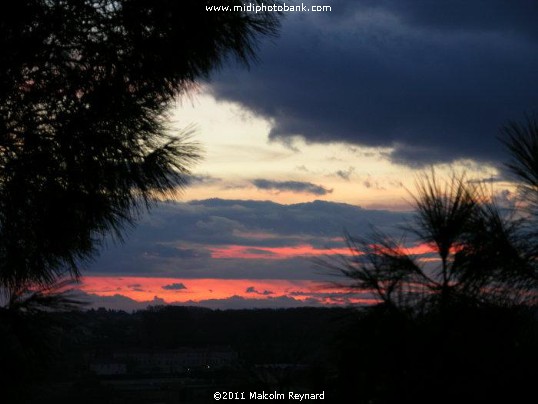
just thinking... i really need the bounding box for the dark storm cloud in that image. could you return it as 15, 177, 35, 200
252, 179, 332, 195
87, 199, 409, 279
363, 0, 538, 38
209, 0, 538, 166
162, 282, 188, 291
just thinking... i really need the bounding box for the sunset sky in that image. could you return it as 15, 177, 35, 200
79, 0, 538, 310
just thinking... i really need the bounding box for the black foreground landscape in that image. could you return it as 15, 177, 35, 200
2, 304, 538, 403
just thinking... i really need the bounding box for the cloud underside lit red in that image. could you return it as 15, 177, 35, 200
79, 277, 374, 306
79, 242, 438, 308
207, 242, 435, 260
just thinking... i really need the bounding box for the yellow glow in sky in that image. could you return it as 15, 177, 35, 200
169, 87, 509, 210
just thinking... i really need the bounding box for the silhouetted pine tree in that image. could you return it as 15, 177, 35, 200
328, 171, 535, 313
0, 0, 280, 293
0, 2, 280, 399
325, 119, 538, 403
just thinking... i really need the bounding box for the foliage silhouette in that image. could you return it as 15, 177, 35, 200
0, 0, 280, 293
501, 116, 538, 251
502, 116, 538, 209
0, 3, 281, 398
331, 302, 538, 404
328, 171, 536, 312
0, 281, 85, 401
325, 121, 538, 403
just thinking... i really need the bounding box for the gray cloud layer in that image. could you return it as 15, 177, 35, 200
209, 0, 538, 166
252, 179, 332, 195
86, 199, 409, 280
